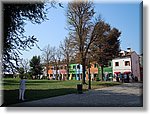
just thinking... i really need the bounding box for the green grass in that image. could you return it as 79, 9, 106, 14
1, 78, 121, 106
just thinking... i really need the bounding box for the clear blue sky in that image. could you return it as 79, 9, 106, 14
20, 0, 142, 60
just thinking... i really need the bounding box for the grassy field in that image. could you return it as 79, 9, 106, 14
1, 78, 121, 106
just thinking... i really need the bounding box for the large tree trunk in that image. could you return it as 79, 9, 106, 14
67, 64, 69, 80
101, 65, 104, 81
46, 64, 49, 78
82, 58, 86, 84
97, 64, 101, 81
66, 58, 70, 80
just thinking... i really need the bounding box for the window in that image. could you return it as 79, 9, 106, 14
125, 61, 130, 66
73, 65, 76, 69
115, 62, 119, 66
51, 67, 54, 70
77, 65, 80, 69
108, 62, 111, 66
64, 66, 67, 70
69, 66, 71, 69
60, 66, 63, 69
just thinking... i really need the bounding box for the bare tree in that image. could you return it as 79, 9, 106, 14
60, 36, 75, 79
20, 59, 30, 74
67, 1, 101, 84
51, 46, 62, 80
42, 44, 53, 77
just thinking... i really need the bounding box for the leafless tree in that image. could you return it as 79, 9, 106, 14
20, 58, 30, 74
60, 36, 75, 79
42, 44, 54, 77
67, 1, 99, 84
50, 46, 62, 80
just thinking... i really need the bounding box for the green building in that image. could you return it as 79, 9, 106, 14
98, 61, 113, 81
69, 64, 77, 80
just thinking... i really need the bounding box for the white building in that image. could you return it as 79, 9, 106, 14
112, 48, 140, 80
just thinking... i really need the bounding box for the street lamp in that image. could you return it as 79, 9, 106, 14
87, 54, 91, 90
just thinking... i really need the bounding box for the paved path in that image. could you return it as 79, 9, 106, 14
10, 83, 143, 107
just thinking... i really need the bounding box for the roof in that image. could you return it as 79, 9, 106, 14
113, 51, 137, 60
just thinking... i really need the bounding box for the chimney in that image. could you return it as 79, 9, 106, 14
127, 48, 131, 52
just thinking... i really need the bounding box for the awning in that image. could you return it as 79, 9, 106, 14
123, 71, 131, 74
114, 72, 120, 74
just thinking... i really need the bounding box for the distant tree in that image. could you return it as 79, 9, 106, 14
51, 47, 62, 80
20, 59, 30, 74
18, 67, 24, 74
30, 56, 43, 79
17, 67, 24, 78
42, 44, 53, 77
59, 36, 75, 79
91, 20, 121, 81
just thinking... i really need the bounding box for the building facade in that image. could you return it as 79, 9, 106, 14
86, 62, 113, 81
46, 48, 141, 82
69, 64, 82, 80
112, 49, 140, 81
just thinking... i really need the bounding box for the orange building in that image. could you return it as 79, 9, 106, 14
86, 62, 98, 80
48, 66, 54, 79
48, 64, 67, 80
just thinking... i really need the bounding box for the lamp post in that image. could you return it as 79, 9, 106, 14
88, 58, 91, 90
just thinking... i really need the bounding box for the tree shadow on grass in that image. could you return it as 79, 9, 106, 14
3, 80, 69, 86
3, 79, 65, 84
1, 88, 78, 107
2, 79, 19, 84
26, 80, 63, 84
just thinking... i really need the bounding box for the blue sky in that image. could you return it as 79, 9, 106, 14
20, 0, 142, 60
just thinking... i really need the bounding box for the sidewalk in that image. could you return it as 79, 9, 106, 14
10, 83, 143, 107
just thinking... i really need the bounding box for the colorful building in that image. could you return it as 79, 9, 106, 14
59, 64, 67, 80
48, 66, 54, 79
47, 62, 113, 81
99, 62, 113, 81
46, 48, 140, 82
86, 62, 113, 81
112, 48, 141, 81
48, 64, 67, 80
86, 62, 98, 80
69, 64, 82, 80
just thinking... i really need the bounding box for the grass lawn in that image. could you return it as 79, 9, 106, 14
1, 78, 121, 106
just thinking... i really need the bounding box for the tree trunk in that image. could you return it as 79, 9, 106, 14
82, 58, 86, 84
67, 63, 69, 80
101, 65, 104, 81
46, 69, 49, 79
46, 65, 49, 77
45, 64, 48, 77
97, 64, 101, 81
